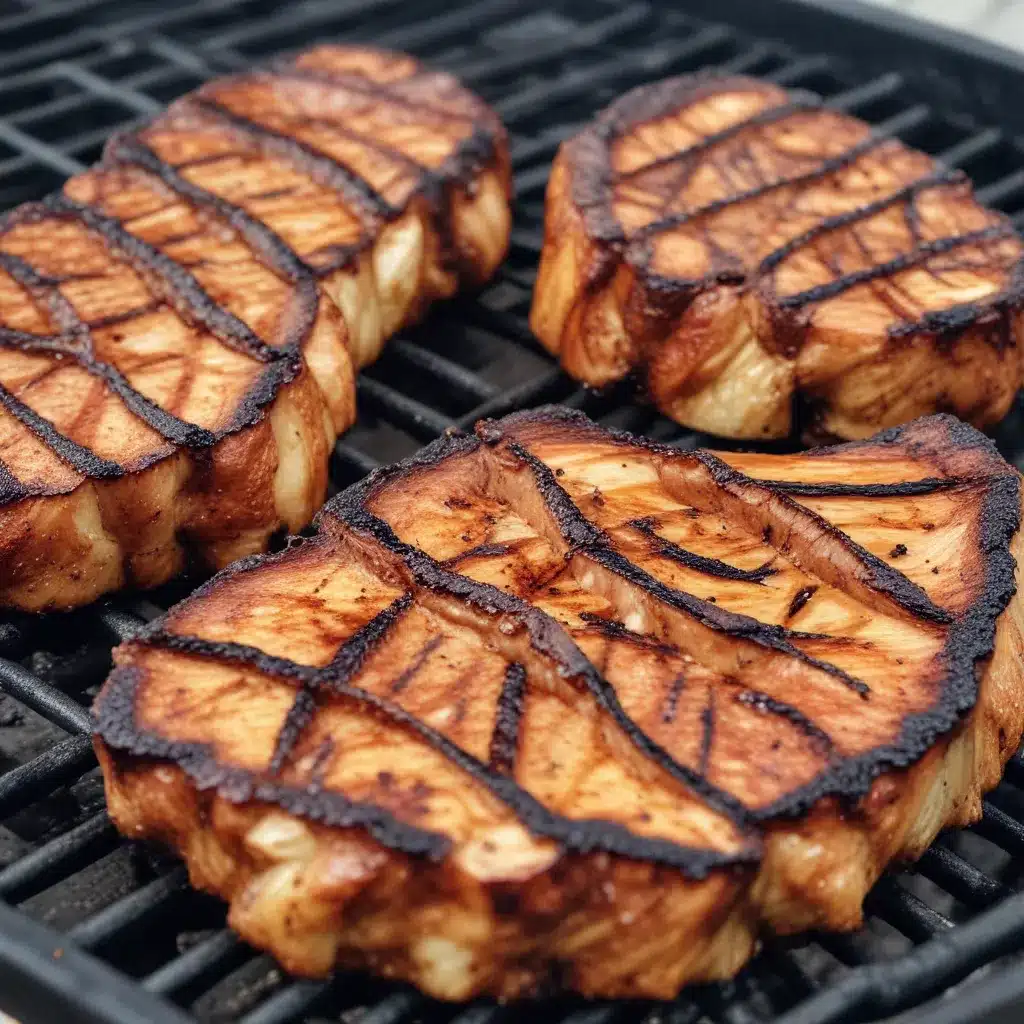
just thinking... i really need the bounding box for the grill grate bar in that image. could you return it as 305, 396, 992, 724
973, 798, 1024, 858
976, 168, 1024, 206
492, 24, 735, 123
369, 0, 529, 54
387, 339, 499, 402
0, 733, 96, 819
357, 990, 423, 1024
195, 0, 405, 55
0, 119, 83, 175
918, 844, 1008, 909
48, 60, 163, 116
868, 877, 953, 943
937, 126, 1004, 169
0, 813, 116, 903
826, 71, 903, 111
0, 658, 91, 734
773, 890, 1024, 1024
143, 930, 248, 997
332, 440, 383, 477
356, 377, 455, 439
237, 980, 329, 1024
67, 868, 190, 951
455, 4, 653, 87
454, 368, 575, 427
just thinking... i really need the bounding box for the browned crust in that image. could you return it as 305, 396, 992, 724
93, 408, 1024, 999
530, 73, 1024, 440
0, 45, 511, 610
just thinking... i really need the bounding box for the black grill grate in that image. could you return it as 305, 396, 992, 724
3, 1, 1024, 1022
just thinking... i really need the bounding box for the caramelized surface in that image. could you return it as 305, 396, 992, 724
94, 407, 1024, 999
0, 45, 510, 610
531, 75, 1024, 440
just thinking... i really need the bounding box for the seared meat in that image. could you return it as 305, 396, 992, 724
94, 407, 1024, 1001
530, 74, 1023, 440
0, 45, 510, 611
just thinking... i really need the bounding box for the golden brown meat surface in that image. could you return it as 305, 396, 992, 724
531, 74, 1024, 440
94, 407, 1024, 1000
0, 45, 510, 611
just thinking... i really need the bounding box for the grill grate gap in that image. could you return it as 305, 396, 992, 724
2, 1, 1024, 1023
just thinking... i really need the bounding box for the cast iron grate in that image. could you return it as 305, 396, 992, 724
3, 1, 1024, 1022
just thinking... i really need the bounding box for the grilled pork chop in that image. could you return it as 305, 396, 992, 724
94, 407, 1024, 1000
531, 75, 1024, 440
0, 45, 510, 611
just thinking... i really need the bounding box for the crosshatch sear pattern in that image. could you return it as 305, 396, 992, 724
531, 74, 1024, 443
93, 407, 1024, 1001
0, 43, 510, 612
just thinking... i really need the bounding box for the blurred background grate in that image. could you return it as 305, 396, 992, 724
3, 1, 1024, 1022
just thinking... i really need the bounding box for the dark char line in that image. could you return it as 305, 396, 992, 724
506, 439, 871, 697
736, 689, 833, 752
617, 95, 824, 182
191, 97, 397, 220
489, 662, 526, 776
778, 223, 1015, 308
757, 476, 968, 498
631, 516, 777, 584
635, 131, 892, 241
758, 168, 963, 272
133, 624, 749, 875
268, 593, 414, 774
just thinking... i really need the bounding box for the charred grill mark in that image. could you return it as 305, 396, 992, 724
312, 407, 1020, 833
0, 379, 123, 478
758, 169, 963, 272
269, 594, 419, 775
787, 586, 817, 620
298, 114, 430, 174
0, 131, 342, 464
631, 517, 777, 584
95, 664, 450, 859
698, 689, 715, 779
191, 97, 397, 221
331, 494, 756, 838
326, 592, 413, 683
445, 542, 514, 566
633, 132, 891, 242
577, 610, 679, 655
616, 95, 823, 182
489, 662, 526, 776
38, 194, 287, 365
505, 439, 871, 697
131, 626, 752, 873
308, 735, 335, 788
269, 687, 317, 775
85, 300, 163, 330
777, 224, 1016, 309
758, 476, 969, 497
0, 247, 219, 448
885, 256, 1024, 343
108, 135, 319, 302
735, 689, 833, 753
390, 636, 444, 694
0, 455, 27, 504
588, 543, 871, 696
274, 65, 478, 126
662, 669, 687, 724
691, 450, 952, 626
0, 325, 217, 450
